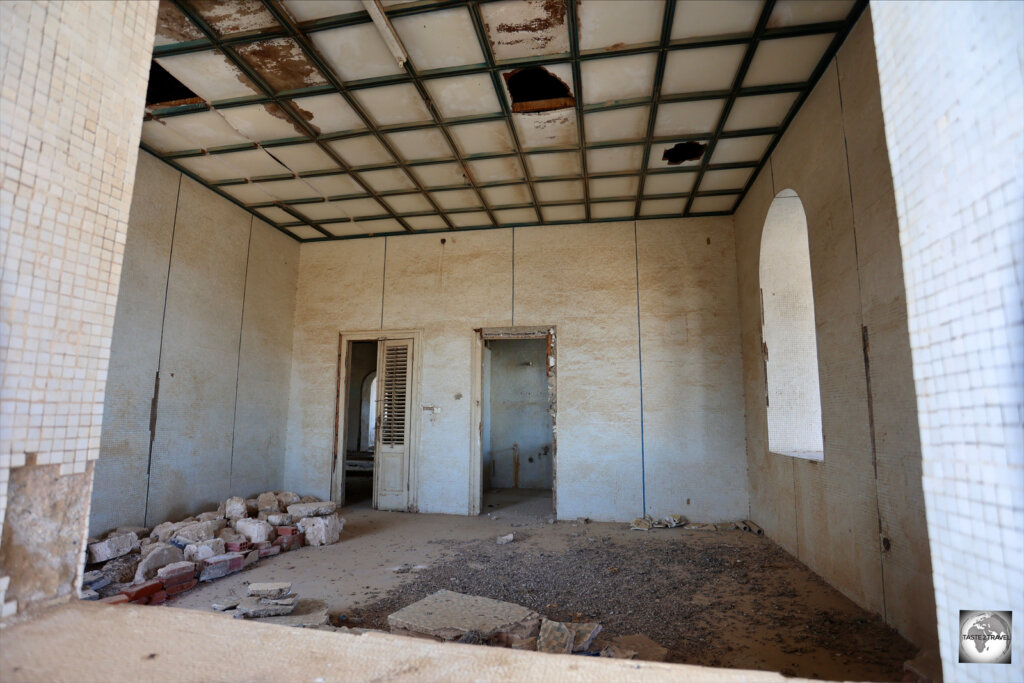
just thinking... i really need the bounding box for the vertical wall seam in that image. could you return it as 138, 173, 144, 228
836, 59, 888, 623
380, 237, 388, 329
511, 228, 515, 326
633, 221, 647, 517
228, 216, 255, 493
143, 172, 182, 527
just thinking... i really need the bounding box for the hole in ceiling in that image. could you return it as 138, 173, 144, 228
662, 142, 707, 165
146, 61, 201, 107
504, 67, 575, 113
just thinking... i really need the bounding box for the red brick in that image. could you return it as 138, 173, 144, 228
165, 579, 198, 596
121, 579, 163, 601
129, 596, 151, 605
276, 526, 298, 536
225, 541, 250, 553
98, 594, 129, 605
161, 573, 195, 589
258, 545, 281, 558
149, 590, 167, 605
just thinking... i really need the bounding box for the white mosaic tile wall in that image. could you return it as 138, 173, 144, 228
0, 0, 157, 615
871, 2, 1024, 679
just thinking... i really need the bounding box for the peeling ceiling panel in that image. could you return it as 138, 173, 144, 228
653, 99, 724, 137
724, 92, 799, 131
291, 93, 365, 134
216, 103, 305, 141
589, 175, 638, 198
690, 195, 738, 213
310, 23, 404, 81
744, 34, 836, 87
540, 204, 585, 222
266, 143, 337, 173
392, 8, 485, 70
302, 173, 364, 197
671, 0, 762, 40
480, 0, 570, 61
235, 38, 327, 92
155, 51, 261, 101
383, 193, 435, 214
535, 180, 584, 203
644, 172, 695, 195
360, 168, 417, 193
586, 145, 643, 174
282, 0, 366, 23
411, 163, 469, 188
585, 106, 650, 144
385, 128, 452, 161
155, 0, 205, 46
431, 189, 482, 210
451, 120, 515, 156
327, 135, 395, 167
662, 45, 746, 94
526, 151, 580, 178
353, 83, 433, 126
425, 74, 503, 119
641, 198, 685, 215
768, 0, 856, 28
494, 207, 539, 225
142, 0, 864, 239
514, 110, 578, 149
581, 53, 657, 105
579, 0, 664, 51
481, 183, 531, 207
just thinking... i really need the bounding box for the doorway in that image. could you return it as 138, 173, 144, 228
480, 334, 555, 517
342, 341, 377, 507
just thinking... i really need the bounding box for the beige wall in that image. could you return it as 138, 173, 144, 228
733, 11, 936, 650
91, 151, 299, 534
286, 218, 747, 522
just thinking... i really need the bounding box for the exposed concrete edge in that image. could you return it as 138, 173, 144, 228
0, 602, 808, 682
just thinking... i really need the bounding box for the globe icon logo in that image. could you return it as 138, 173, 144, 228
959, 610, 1012, 664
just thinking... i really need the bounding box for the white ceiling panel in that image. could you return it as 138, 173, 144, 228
451, 120, 516, 156
494, 207, 539, 225
587, 145, 643, 174
768, 1, 855, 28
393, 8, 485, 70
359, 168, 416, 192
449, 211, 493, 227
425, 74, 503, 119
257, 206, 300, 224
282, 0, 365, 23
352, 218, 405, 234
579, 1, 664, 51
327, 135, 395, 167
641, 198, 686, 215
581, 53, 657, 104
690, 195, 739, 212
288, 225, 327, 239
386, 128, 452, 161
384, 193, 435, 214
155, 51, 260, 102
710, 135, 773, 164
254, 178, 321, 201
291, 93, 365, 134
644, 172, 695, 195
431, 189, 481, 210
744, 34, 835, 87
482, 184, 531, 206
591, 201, 636, 218
589, 176, 638, 198
302, 173, 364, 197
700, 167, 753, 191
467, 156, 524, 183
141, 120, 200, 153
219, 182, 276, 204
526, 152, 581, 178
216, 104, 303, 142
353, 83, 433, 126
535, 180, 584, 203
405, 214, 448, 230
176, 154, 244, 182
152, 111, 250, 150
411, 163, 470, 188
268, 143, 338, 173
310, 23, 404, 82
724, 92, 799, 131
653, 99, 723, 137
514, 109, 578, 149
540, 204, 586, 222
585, 106, 650, 143
662, 44, 746, 94
671, 0, 762, 40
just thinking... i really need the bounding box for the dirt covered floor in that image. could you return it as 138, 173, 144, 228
171, 490, 915, 681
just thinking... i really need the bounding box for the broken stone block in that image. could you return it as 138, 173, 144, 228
267, 513, 293, 526
298, 514, 341, 546
82, 570, 110, 590
387, 590, 540, 642
243, 549, 259, 568
571, 623, 603, 652
153, 520, 194, 544
224, 496, 247, 520
256, 491, 280, 514
245, 499, 259, 516
110, 526, 149, 540
252, 598, 329, 628
275, 491, 301, 508
79, 588, 99, 600
233, 595, 297, 619
537, 619, 574, 654
98, 553, 141, 584
235, 518, 275, 544
196, 511, 223, 523
298, 496, 319, 504
274, 532, 304, 552
217, 527, 246, 543
184, 538, 226, 563
170, 521, 217, 547
287, 501, 337, 518
156, 561, 196, 584
211, 597, 240, 611
248, 582, 292, 598
88, 532, 138, 563
134, 543, 184, 583
497, 533, 514, 545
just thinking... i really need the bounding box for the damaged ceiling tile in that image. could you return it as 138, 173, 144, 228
152, 110, 251, 149
480, 0, 570, 61
155, 0, 206, 46
290, 93, 365, 135
265, 142, 338, 173
648, 141, 708, 168
141, 119, 201, 154
661, 141, 707, 165
310, 23, 405, 82
578, 0, 664, 52
392, 7, 485, 70
234, 38, 328, 92
155, 51, 261, 102
214, 147, 293, 179
188, 0, 279, 35
514, 109, 578, 150
216, 103, 308, 141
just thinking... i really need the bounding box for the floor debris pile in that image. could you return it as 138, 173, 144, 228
80, 491, 344, 605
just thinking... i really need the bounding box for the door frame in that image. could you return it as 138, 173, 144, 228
470, 326, 557, 517
334, 329, 422, 511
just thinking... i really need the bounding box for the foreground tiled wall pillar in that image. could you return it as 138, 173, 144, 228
0, 0, 157, 617
871, 2, 1023, 680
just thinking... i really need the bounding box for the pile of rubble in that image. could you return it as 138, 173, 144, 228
385, 590, 668, 661
80, 491, 344, 605
628, 514, 763, 534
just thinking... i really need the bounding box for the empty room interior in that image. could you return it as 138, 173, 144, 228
1, 1, 1021, 682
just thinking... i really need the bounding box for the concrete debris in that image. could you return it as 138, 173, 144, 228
537, 618, 574, 654
224, 497, 247, 520
156, 561, 196, 583
196, 511, 223, 523
287, 501, 337, 518
98, 553, 140, 584
234, 595, 298, 619
248, 582, 292, 598
199, 552, 245, 582
298, 514, 341, 546
184, 538, 226, 563
170, 520, 217, 547
275, 491, 302, 508
234, 518, 275, 544
256, 491, 280, 514
571, 622, 603, 652
629, 517, 653, 531
299, 496, 319, 504
665, 514, 687, 528
82, 570, 110, 590
79, 588, 100, 600
218, 528, 246, 544
497, 533, 515, 545
388, 590, 540, 642
266, 513, 293, 526
211, 597, 240, 611
134, 543, 184, 583
253, 599, 329, 628
88, 532, 138, 563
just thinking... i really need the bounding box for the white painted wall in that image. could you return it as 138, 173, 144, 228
286, 218, 747, 523
91, 151, 299, 534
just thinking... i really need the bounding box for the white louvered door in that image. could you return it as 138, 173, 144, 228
374, 338, 412, 511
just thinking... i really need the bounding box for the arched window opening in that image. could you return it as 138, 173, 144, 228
759, 189, 824, 460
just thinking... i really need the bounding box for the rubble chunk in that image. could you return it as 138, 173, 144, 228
157, 561, 197, 583
170, 520, 216, 547
121, 579, 163, 601
248, 582, 292, 599
98, 553, 141, 584
235, 518, 275, 544
287, 501, 337, 518
110, 526, 149, 539
211, 597, 240, 611
571, 622, 603, 652
298, 514, 341, 546
134, 543, 184, 583
275, 491, 301, 508
537, 618, 574, 654
184, 538, 226, 563
267, 513, 293, 526
88, 532, 138, 563
256, 491, 280, 514
196, 511, 224, 523
234, 595, 297, 619
245, 499, 259, 517
224, 496, 247, 520
387, 590, 540, 642
199, 552, 245, 582
497, 533, 514, 545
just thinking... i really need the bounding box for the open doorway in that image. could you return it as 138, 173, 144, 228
481, 335, 555, 518
343, 340, 377, 507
